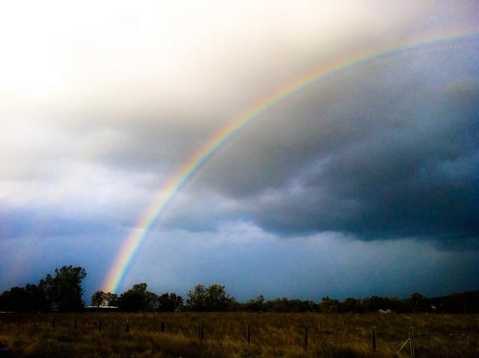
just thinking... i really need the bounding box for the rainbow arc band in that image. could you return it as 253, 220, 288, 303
102, 31, 478, 293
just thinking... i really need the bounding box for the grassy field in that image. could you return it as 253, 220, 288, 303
0, 312, 478, 357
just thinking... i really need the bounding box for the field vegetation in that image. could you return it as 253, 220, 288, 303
1, 312, 478, 357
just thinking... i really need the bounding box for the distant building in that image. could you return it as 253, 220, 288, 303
378, 308, 392, 314
85, 305, 119, 312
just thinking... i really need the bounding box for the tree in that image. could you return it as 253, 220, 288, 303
186, 284, 208, 311
91, 291, 105, 307
91, 291, 118, 307
117, 283, 157, 311
157, 293, 183, 312
340, 298, 360, 313
0, 285, 46, 312
206, 284, 235, 311
105, 292, 119, 306
0, 266, 86, 312
409, 292, 428, 312
38, 266, 86, 311
245, 295, 266, 312
320, 296, 339, 313
186, 284, 235, 311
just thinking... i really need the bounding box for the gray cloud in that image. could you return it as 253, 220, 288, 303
1, 1, 479, 297
4, 36, 477, 249
169, 38, 479, 245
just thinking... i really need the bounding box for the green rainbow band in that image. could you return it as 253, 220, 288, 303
102, 30, 479, 293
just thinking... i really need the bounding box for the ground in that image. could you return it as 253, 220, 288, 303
0, 313, 478, 357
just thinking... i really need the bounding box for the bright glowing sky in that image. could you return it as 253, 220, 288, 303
1, 1, 479, 299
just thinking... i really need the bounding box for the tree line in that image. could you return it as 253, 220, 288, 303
0, 266, 86, 312
1, 266, 478, 313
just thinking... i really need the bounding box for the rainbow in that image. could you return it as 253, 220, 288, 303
102, 30, 479, 293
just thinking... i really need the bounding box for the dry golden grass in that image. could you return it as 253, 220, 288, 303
0, 313, 478, 357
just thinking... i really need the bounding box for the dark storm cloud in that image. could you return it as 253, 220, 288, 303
182, 38, 479, 245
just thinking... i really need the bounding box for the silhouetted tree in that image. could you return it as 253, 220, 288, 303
157, 293, 183, 312
408, 292, 429, 312
38, 266, 87, 311
2, 268, 479, 314
117, 283, 157, 311
262, 298, 317, 312
91, 291, 118, 307
340, 298, 361, 313
186, 284, 235, 311
91, 291, 105, 307
0, 284, 47, 312
0, 266, 86, 312
320, 296, 339, 313
106, 292, 119, 306
244, 295, 266, 311
186, 284, 207, 311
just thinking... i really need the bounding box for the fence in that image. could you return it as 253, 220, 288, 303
0, 313, 477, 357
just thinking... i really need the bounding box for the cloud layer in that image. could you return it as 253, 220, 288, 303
1, 1, 479, 295
162, 39, 479, 246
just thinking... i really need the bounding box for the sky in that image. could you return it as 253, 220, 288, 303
1, 0, 479, 301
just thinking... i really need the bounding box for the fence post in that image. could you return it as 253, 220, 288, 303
409, 327, 415, 358
74, 319, 78, 330
303, 326, 309, 351
247, 324, 251, 345
198, 323, 205, 341
371, 326, 377, 352
125, 320, 130, 333
160, 321, 166, 333
98, 320, 102, 332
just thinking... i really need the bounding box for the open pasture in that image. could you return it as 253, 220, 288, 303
0, 313, 478, 357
